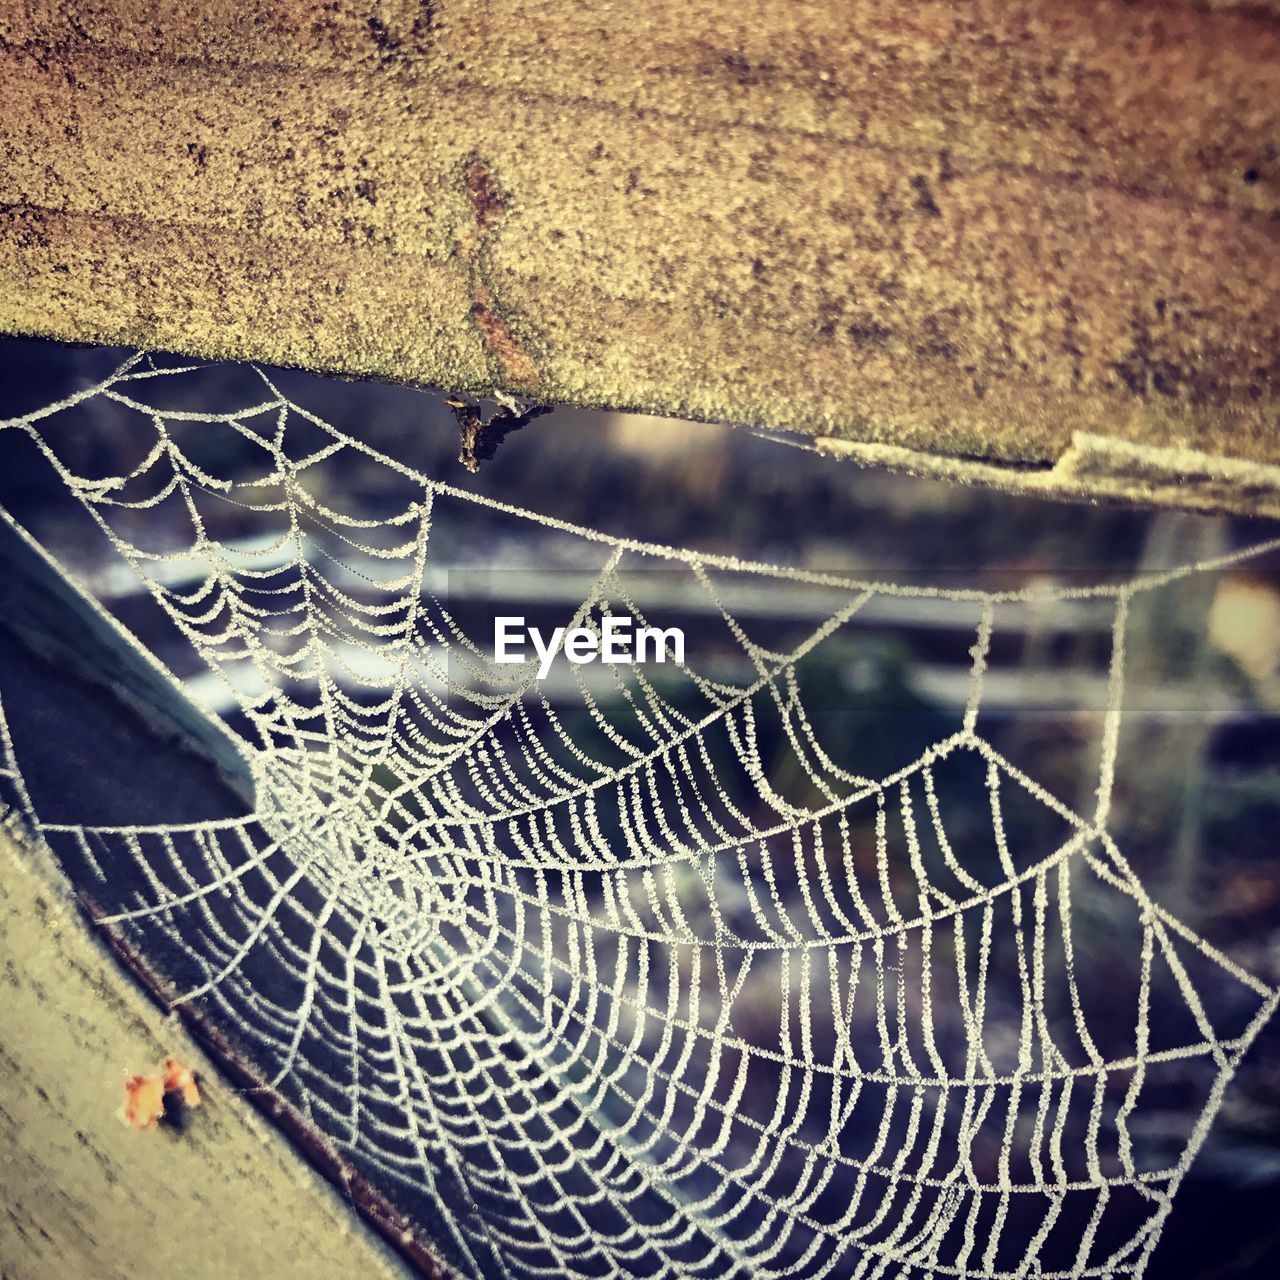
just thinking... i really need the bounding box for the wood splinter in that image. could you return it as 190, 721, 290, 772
446, 393, 551, 473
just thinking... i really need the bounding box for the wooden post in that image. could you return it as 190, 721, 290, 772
0, 2, 1278, 512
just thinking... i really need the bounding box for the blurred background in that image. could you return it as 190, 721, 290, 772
1, 333, 1279, 1278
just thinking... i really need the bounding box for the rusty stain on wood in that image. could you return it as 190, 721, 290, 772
456, 155, 540, 388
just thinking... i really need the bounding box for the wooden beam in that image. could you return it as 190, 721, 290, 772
0, 2, 1278, 511
0, 819, 415, 1280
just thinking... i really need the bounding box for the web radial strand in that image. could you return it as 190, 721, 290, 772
0, 354, 1276, 1280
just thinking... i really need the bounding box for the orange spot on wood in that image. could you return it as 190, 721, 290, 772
472, 282, 540, 390
121, 1073, 166, 1129
465, 160, 508, 233
456, 158, 540, 390
120, 1055, 201, 1129
163, 1056, 201, 1109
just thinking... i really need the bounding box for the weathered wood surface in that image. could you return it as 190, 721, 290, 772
0, 822, 410, 1280
0, 2, 1278, 511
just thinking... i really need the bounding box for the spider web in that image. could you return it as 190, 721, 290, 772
1, 352, 1277, 1280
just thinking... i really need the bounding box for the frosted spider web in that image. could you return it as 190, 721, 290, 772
1, 351, 1278, 1280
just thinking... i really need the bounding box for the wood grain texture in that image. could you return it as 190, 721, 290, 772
0, 821, 410, 1280
0, 1, 1278, 508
